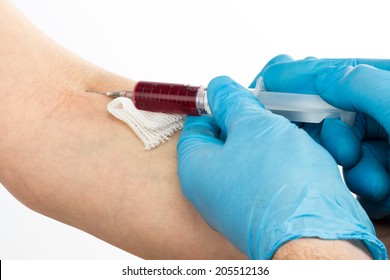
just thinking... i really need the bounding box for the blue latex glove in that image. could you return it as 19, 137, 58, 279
177, 75, 387, 259
261, 56, 390, 220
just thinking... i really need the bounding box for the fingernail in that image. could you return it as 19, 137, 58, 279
315, 65, 351, 93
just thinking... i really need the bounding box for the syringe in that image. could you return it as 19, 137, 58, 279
95, 77, 356, 125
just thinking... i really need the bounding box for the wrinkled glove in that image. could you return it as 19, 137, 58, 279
261, 56, 390, 220
177, 75, 387, 259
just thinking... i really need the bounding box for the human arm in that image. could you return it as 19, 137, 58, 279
0, 0, 245, 259
177, 75, 387, 259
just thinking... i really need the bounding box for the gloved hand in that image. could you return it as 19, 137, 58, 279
261, 56, 390, 220
177, 75, 387, 259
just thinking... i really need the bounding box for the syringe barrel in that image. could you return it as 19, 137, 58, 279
132, 81, 207, 115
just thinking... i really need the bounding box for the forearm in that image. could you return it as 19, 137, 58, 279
0, 0, 244, 259
273, 238, 372, 260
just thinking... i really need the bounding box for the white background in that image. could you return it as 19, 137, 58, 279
1, 0, 390, 259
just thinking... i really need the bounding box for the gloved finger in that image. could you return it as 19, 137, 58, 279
177, 116, 222, 193
354, 58, 390, 70
177, 116, 223, 165
320, 112, 388, 169
350, 111, 388, 140
177, 115, 222, 163
320, 118, 361, 168
358, 195, 390, 220
207, 76, 272, 135
262, 58, 390, 93
316, 65, 390, 133
249, 54, 294, 88
262, 59, 347, 93
343, 140, 390, 201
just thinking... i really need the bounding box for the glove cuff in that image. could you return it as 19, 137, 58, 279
248, 182, 388, 260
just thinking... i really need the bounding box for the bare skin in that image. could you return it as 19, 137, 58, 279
273, 239, 372, 260
0, 0, 244, 259
0, 0, 385, 259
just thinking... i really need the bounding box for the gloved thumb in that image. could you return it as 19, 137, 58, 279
207, 76, 272, 134
315, 65, 390, 133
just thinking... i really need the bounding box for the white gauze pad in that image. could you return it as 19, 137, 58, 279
107, 97, 185, 150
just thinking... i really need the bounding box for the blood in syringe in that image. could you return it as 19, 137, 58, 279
132, 81, 201, 115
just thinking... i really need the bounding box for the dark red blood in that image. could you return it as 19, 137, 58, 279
133, 81, 200, 115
